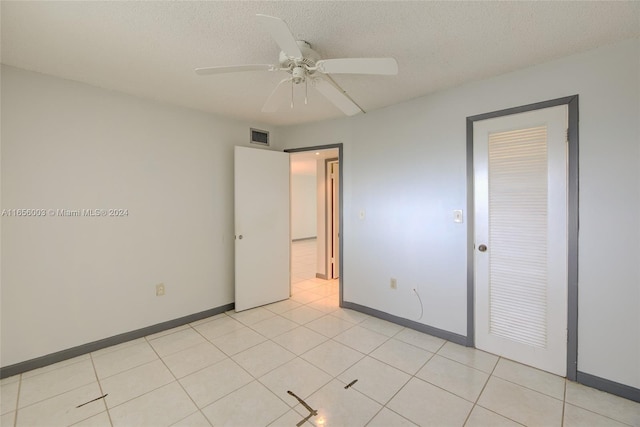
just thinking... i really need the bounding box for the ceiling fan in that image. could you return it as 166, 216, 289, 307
195, 14, 398, 116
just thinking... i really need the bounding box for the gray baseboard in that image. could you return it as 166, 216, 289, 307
341, 303, 639, 403
576, 371, 640, 403
0, 303, 234, 379
341, 301, 467, 346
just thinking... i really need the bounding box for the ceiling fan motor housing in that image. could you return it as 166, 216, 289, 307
279, 40, 321, 77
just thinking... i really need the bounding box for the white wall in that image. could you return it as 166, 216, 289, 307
0, 66, 279, 366
281, 38, 640, 389
291, 171, 317, 240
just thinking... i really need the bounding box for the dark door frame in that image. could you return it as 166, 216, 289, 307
466, 95, 579, 381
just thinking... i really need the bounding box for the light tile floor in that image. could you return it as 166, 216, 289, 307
1, 240, 638, 426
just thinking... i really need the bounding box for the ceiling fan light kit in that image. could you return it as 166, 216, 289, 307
195, 14, 398, 116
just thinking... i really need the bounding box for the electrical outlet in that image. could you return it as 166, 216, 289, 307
390, 278, 397, 290
156, 283, 165, 296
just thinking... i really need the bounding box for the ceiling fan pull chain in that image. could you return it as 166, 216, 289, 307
305, 77, 308, 105
291, 79, 294, 109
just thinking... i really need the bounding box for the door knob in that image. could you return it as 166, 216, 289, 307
478, 244, 487, 252
237, 235, 243, 240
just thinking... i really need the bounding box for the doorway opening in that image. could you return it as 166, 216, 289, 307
287, 144, 343, 306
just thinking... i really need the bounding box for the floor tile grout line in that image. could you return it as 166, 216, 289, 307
370, 406, 418, 427
10, 374, 22, 427
489, 373, 567, 403
93, 353, 161, 382
428, 351, 493, 376
17, 355, 90, 381
382, 346, 521, 423
433, 350, 497, 375
88, 352, 114, 427
145, 336, 214, 427
375, 343, 438, 411
193, 352, 292, 422
14, 377, 97, 413
562, 401, 637, 427
90, 338, 148, 359
95, 339, 183, 411
462, 353, 500, 426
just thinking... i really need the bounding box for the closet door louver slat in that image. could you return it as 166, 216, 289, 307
488, 126, 548, 349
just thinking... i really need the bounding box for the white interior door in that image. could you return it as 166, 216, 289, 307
234, 146, 290, 312
474, 105, 568, 376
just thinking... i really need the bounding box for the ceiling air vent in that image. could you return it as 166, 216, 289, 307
250, 128, 269, 147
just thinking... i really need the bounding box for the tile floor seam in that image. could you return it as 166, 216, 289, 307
327, 338, 367, 375
342, 355, 415, 408
195, 357, 264, 409
362, 332, 393, 355
277, 327, 331, 355
93, 353, 162, 383
88, 352, 114, 427
190, 333, 232, 357
462, 353, 500, 426
429, 352, 491, 376
562, 402, 636, 427
148, 340, 206, 418
93, 357, 161, 382
259, 379, 303, 413
367, 406, 416, 427
100, 380, 178, 413
96, 339, 180, 415
433, 350, 497, 373
171, 409, 212, 427
472, 405, 528, 427
17, 377, 97, 412
341, 350, 422, 390
191, 322, 263, 358
9, 375, 22, 427
491, 373, 566, 402
359, 322, 404, 339
19, 357, 88, 381
273, 357, 333, 399
146, 325, 191, 342
146, 325, 209, 358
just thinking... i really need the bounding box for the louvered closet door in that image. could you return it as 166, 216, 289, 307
474, 105, 568, 376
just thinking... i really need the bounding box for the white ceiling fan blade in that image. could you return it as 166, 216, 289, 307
195, 64, 275, 75
316, 58, 398, 75
256, 14, 303, 59
262, 78, 292, 113
313, 78, 362, 116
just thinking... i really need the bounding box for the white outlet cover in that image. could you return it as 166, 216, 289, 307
359, 210, 366, 220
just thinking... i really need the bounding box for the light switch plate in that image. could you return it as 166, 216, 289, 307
453, 210, 463, 223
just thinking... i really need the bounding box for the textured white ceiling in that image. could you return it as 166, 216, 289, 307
2, 1, 638, 126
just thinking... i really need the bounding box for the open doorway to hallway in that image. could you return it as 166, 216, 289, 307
289, 148, 340, 295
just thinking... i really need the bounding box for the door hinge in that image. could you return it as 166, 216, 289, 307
566, 128, 569, 143
331, 257, 335, 264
